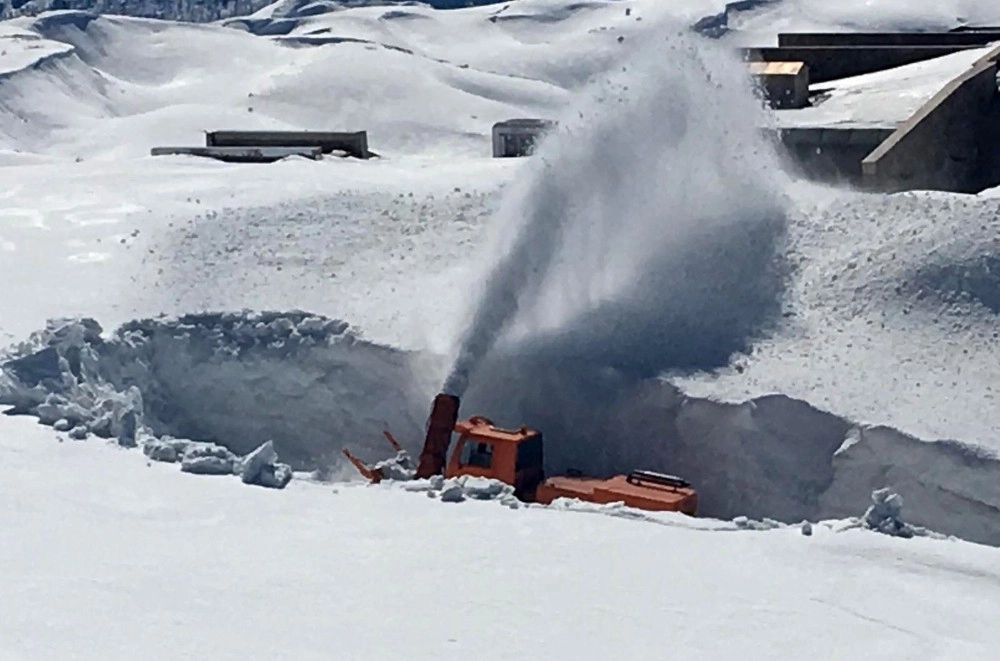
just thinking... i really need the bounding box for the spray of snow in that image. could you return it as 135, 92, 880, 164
442, 20, 789, 397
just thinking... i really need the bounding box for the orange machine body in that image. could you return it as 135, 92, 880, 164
443, 414, 697, 515
342, 393, 697, 515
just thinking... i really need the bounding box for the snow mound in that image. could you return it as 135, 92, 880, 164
379, 471, 956, 544
677, 189, 1000, 451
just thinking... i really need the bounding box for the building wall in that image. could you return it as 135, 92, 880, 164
862, 51, 1000, 193
766, 128, 894, 186
777, 32, 1000, 47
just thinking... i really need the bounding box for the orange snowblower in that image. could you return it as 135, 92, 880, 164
342, 393, 698, 515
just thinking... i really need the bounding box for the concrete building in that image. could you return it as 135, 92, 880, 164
205, 130, 371, 159
492, 119, 557, 157
747, 31, 1000, 193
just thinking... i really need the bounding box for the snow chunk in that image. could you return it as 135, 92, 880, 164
142, 436, 192, 463
863, 488, 916, 538
180, 443, 238, 476
439, 484, 466, 503
373, 449, 416, 481
239, 440, 294, 490
834, 427, 862, 457
732, 515, 784, 531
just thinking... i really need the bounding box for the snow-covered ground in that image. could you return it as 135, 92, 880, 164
3, 0, 1000, 656
3, 414, 1000, 661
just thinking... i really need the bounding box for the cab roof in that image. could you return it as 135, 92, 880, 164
454, 416, 540, 444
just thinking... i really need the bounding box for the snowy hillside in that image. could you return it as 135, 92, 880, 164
2, 1, 1000, 656
0, 0, 509, 22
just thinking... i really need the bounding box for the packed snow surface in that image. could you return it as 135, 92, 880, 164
3, 415, 1000, 661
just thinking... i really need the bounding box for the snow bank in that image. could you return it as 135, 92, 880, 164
4, 311, 1000, 546
676, 188, 1000, 452
0, 312, 431, 473
379, 470, 954, 544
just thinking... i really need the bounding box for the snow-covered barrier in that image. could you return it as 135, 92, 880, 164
4, 311, 1000, 545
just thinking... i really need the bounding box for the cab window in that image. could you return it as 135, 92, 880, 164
460, 441, 494, 469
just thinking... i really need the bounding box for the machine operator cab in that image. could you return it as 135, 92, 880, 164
444, 416, 545, 499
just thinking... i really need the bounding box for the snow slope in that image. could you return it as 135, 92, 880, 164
2, 415, 999, 661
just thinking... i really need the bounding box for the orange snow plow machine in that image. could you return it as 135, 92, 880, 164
341, 393, 698, 515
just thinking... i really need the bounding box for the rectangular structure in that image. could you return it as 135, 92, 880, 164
741, 45, 982, 83
766, 127, 895, 185
778, 31, 1000, 47
861, 46, 1000, 193
491, 118, 557, 157
748, 61, 809, 108
204, 130, 370, 159
150, 146, 323, 163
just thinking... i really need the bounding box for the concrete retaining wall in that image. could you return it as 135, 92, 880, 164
205, 130, 370, 159
778, 32, 1000, 47
151, 146, 323, 163
861, 46, 1000, 193
741, 45, 981, 83
768, 128, 895, 185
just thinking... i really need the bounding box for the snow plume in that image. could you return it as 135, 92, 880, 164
442, 20, 790, 398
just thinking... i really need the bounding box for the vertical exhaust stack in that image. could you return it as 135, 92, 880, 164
415, 393, 461, 479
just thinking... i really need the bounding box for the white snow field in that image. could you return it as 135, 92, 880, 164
3, 0, 1000, 656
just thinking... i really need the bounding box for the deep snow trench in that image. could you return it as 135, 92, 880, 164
3, 312, 1000, 547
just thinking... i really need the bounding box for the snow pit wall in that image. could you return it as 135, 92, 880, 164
0, 313, 431, 470
4, 312, 1000, 547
